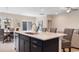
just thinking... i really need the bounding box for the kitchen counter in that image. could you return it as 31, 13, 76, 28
14, 31, 66, 52
15, 31, 66, 41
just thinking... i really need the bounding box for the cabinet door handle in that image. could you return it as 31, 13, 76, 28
32, 41, 37, 44
32, 44, 37, 48
25, 40, 28, 41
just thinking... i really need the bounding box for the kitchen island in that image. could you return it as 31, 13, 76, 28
14, 31, 66, 52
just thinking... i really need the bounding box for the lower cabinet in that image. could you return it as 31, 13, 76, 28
19, 34, 30, 52
19, 38, 24, 52
43, 38, 59, 52
30, 37, 59, 52
16, 33, 59, 52
31, 43, 42, 52
30, 38, 43, 52
24, 39, 30, 52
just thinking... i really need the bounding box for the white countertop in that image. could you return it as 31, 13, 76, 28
15, 31, 66, 41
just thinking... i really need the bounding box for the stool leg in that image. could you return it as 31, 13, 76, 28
63, 48, 65, 52
69, 48, 71, 52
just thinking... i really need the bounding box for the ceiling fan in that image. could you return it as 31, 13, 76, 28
65, 7, 79, 13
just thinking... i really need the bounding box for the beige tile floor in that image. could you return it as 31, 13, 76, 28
0, 41, 79, 52
0, 41, 15, 52
62, 48, 79, 52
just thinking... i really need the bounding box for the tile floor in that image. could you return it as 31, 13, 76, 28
0, 41, 15, 52
0, 41, 79, 52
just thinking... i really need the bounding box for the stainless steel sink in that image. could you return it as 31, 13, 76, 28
25, 32, 38, 35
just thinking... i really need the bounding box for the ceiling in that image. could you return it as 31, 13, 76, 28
0, 7, 78, 16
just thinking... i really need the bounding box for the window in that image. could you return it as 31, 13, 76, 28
22, 21, 32, 31
27, 22, 32, 31
22, 22, 27, 31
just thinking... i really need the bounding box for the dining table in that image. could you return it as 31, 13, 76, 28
3, 31, 13, 42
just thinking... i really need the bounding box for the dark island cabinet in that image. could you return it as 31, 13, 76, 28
30, 37, 59, 52
15, 33, 59, 52
19, 34, 30, 52
31, 38, 43, 52
19, 37, 24, 52
24, 38, 30, 52
43, 38, 59, 52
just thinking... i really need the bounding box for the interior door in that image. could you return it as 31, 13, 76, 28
47, 20, 52, 31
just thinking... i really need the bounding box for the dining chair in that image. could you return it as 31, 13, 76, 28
4, 32, 10, 43
62, 28, 74, 52
50, 28, 57, 33
9, 32, 14, 41
9, 28, 14, 41
0, 29, 4, 41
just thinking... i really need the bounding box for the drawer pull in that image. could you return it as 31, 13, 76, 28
32, 45, 37, 48
32, 41, 37, 44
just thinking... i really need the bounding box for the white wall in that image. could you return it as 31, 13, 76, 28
0, 12, 36, 31
53, 11, 79, 32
